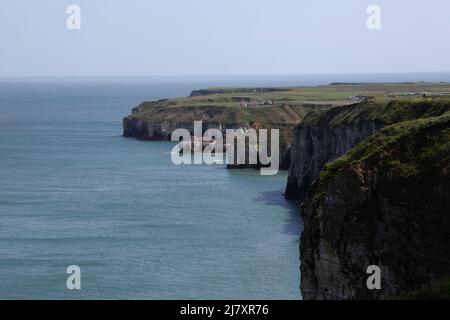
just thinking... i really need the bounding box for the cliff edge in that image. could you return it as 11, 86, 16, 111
122, 88, 342, 169
299, 102, 450, 299
285, 99, 450, 200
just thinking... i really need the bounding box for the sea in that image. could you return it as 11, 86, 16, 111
0, 73, 448, 299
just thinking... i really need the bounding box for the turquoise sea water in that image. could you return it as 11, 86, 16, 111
0, 77, 304, 299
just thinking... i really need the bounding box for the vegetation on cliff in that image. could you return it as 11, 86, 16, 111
127, 82, 450, 126
301, 97, 450, 127
310, 100, 450, 208
300, 98, 450, 299
285, 95, 450, 200
124, 83, 450, 173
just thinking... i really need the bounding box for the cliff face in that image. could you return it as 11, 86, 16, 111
123, 117, 226, 141
123, 116, 293, 169
285, 119, 384, 200
123, 102, 238, 140
299, 108, 450, 299
123, 98, 323, 170
285, 99, 450, 200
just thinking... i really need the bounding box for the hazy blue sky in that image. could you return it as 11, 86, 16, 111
1, 0, 449, 76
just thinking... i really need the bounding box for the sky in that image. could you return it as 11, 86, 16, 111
0, 0, 449, 77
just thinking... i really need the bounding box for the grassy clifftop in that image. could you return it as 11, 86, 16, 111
300, 98, 450, 299
259, 86, 450, 299
310, 102, 450, 206
301, 98, 450, 127
129, 102, 312, 125
128, 82, 450, 126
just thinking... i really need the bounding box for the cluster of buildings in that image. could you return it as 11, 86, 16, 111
347, 92, 430, 101
239, 99, 276, 107
347, 95, 373, 101
386, 92, 428, 97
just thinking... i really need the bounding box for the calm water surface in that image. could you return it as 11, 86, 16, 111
0, 77, 303, 299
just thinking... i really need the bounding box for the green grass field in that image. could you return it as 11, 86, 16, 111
156, 82, 450, 109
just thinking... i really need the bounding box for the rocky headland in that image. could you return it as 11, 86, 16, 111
286, 98, 450, 299
123, 87, 344, 169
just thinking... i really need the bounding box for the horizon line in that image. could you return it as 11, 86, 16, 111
1, 71, 450, 79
